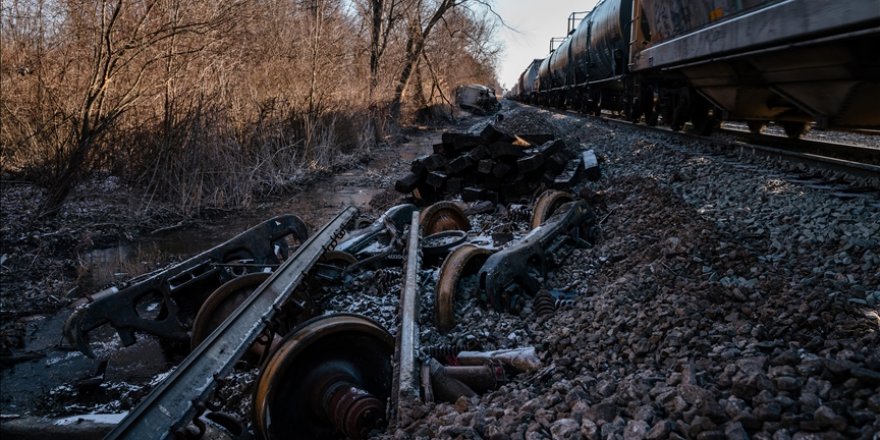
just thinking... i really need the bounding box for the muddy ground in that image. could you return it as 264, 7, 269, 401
1, 102, 879, 439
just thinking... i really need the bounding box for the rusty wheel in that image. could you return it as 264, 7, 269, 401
435, 244, 493, 332
253, 314, 394, 440
530, 190, 574, 229
190, 272, 272, 358
419, 201, 470, 235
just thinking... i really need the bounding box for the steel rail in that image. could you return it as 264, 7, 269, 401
105, 207, 358, 440
716, 128, 880, 166
390, 211, 421, 427
624, 117, 880, 180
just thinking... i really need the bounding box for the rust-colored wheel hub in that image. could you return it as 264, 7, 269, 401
253, 314, 394, 440
420, 201, 470, 235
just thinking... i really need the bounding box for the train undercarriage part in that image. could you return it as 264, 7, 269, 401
419, 201, 470, 235
479, 191, 596, 314
335, 204, 415, 256
64, 215, 309, 357
104, 207, 357, 440
422, 346, 542, 403
434, 191, 597, 330
333, 204, 415, 273
424, 358, 506, 402
253, 314, 394, 440
435, 244, 494, 332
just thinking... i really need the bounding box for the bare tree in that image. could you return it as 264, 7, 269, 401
366, 0, 405, 97
388, 0, 498, 118
1, 0, 500, 217
34, 0, 236, 216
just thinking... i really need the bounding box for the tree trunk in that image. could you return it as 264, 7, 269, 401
390, 0, 458, 120
41, 134, 92, 217
369, 0, 383, 97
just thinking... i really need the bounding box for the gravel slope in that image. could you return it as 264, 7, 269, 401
395, 103, 880, 440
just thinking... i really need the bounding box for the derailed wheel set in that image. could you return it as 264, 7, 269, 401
63, 187, 598, 439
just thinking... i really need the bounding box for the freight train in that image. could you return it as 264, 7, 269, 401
506, 0, 880, 137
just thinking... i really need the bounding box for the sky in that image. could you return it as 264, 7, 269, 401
492, 0, 600, 90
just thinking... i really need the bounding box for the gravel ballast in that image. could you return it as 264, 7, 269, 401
391, 103, 879, 440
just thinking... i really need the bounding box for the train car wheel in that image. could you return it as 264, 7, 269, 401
645, 106, 659, 126
689, 101, 719, 135
530, 190, 574, 229
190, 272, 273, 358
420, 201, 470, 235
642, 87, 658, 126
253, 314, 394, 440
435, 244, 493, 332
783, 122, 809, 139
747, 121, 766, 135
667, 87, 694, 131
625, 99, 642, 123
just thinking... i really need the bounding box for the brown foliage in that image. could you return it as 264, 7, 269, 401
0, 0, 499, 215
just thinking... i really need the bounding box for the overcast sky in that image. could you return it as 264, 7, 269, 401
492, 0, 600, 90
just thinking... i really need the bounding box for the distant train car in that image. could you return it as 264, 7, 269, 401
516, 59, 543, 103
533, 0, 633, 112
513, 0, 880, 136
506, 83, 521, 100
536, 57, 553, 101
455, 84, 500, 114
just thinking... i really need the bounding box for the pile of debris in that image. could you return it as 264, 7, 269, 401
395, 124, 600, 203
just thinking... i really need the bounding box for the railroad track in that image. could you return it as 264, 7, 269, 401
519, 103, 880, 183
716, 127, 880, 175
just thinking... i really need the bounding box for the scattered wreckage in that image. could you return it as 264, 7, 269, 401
454, 84, 501, 115
395, 124, 601, 204
55, 155, 602, 439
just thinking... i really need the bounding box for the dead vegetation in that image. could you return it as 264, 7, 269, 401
0, 0, 501, 216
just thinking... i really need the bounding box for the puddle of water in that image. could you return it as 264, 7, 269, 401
0, 306, 171, 415
80, 186, 387, 289
82, 241, 203, 289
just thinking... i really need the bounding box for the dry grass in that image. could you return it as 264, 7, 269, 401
0, 0, 499, 215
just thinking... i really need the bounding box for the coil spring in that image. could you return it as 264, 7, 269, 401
506, 205, 531, 223
533, 291, 556, 317
426, 344, 469, 363
374, 268, 403, 292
